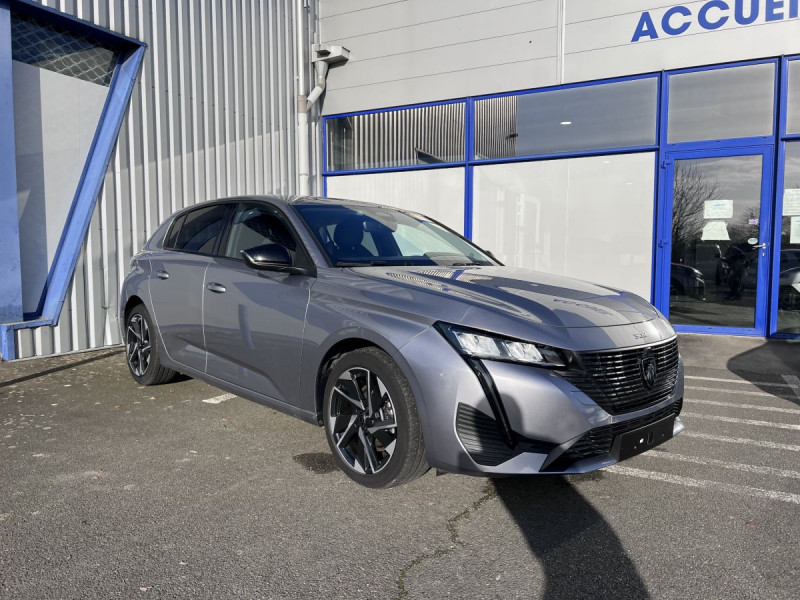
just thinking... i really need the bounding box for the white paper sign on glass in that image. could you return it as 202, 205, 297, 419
783, 188, 800, 216
791, 216, 800, 244
701, 220, 731, 241
703, 199, 734, 219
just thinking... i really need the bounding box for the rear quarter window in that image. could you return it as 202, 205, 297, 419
165, 205, 229, 254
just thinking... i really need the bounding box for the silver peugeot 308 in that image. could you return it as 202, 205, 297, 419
120, 196, 684, 488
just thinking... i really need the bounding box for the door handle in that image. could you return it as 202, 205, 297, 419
156, 270, 170, 280
752, 243, 767, 250
206, 282, 227, 293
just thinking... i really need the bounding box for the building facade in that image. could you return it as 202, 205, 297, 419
320, 0, 800, 339
2, 0, 799, 361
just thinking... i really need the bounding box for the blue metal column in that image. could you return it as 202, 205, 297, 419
0, 0, 22, 359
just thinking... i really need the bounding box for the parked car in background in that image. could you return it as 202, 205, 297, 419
120, 196, 684, 487
671, 263, 706, 300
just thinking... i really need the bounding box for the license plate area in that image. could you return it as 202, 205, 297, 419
613, 415, 675, 461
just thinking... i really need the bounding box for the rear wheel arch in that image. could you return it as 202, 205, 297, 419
124, 295, 145, 321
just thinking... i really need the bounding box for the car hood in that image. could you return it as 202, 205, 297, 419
350, 266, 659, 328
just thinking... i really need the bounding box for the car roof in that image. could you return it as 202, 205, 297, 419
170, 194, 415, 216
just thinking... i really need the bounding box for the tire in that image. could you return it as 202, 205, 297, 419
322, 347, 429, 488
125, 304, 178, 386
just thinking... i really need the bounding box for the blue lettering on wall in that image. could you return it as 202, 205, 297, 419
632, 0, 799, 41
698, 0, 730, 28
662, 5, 692, 35
631, 11, 659, 42
735, 0, 759, 24
765, 0, 784, 20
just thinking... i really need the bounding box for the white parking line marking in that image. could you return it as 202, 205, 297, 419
683, 432, 800, 452
686, 399, 800, 415
783, 375, 800, 399
202, 393, 236, 404
687, 385, 790, 398
640, 451, 800, 480
681, 412, 800, 431
687, 375, 799, 389
607, 465, 800, 505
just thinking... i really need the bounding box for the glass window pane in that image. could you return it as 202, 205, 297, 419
472, 154, 656, 299
173, 205, 229, 253
667, 64, 775, 143
294, 203, 491, 267
777, 142, 800, 334
164, 214, 186, 249
786, 60, 800, 134
668, 155, 763, 329
223, 205, 297, 259
325, 167, 465, 234
326, 103, 465, 171
474, 78, 657, 159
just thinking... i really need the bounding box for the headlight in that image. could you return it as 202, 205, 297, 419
435, 323, 566, 368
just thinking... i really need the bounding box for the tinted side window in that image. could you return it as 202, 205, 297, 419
170, 205, 229, 253
224, 204, 298, 260
164, 214, 186, 249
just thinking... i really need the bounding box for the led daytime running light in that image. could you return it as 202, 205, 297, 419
440, 324, 565, 367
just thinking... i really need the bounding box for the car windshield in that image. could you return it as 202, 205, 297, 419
294, 203, 496, 267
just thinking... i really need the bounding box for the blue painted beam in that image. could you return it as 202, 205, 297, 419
0, 0, 23, 332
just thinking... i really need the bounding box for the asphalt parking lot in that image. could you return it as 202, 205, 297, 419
1, 334, 798, 599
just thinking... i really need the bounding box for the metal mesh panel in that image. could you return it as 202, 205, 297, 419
11, 12, 117, 86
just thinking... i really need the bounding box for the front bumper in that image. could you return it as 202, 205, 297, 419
400, 326, 685, 476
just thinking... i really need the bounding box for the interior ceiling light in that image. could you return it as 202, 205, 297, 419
560, 120, 572, 125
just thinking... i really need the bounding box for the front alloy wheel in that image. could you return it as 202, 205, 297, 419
328, 367, 397, 475
323, 347, 428, 488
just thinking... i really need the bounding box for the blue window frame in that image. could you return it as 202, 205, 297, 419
771, 55, 800, 338
0, 0, 146, 360
653, 59, 781, 338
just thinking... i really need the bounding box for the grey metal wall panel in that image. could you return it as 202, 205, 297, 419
15, 0, 305, 359
320, 0, 560, 114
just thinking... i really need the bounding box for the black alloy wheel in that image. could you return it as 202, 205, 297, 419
125, 304, 177, 386
323, 347, 428, 488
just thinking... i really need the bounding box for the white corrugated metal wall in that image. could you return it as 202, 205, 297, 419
14, 0, 317, 359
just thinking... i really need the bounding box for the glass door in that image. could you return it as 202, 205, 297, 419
658, 147, 774, 335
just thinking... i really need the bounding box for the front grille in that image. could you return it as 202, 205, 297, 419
544, 397, 683, 471
456, 403, 556, 467
559, 338, 680, 415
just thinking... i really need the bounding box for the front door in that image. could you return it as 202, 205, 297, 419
202, 202, 312, 407
658, 147, 774, 335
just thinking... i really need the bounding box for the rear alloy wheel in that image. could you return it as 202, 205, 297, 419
125, 305, 177, 386
323, 347, 428, 488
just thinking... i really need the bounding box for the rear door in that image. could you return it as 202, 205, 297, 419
148, 203, 231, 371
203, 202, 313, 405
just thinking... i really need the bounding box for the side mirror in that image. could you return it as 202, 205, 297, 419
241, 244, 308, 275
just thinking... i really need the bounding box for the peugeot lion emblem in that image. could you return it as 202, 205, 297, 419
640, 350, 657, 390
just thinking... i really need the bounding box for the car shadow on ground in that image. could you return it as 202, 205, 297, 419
725, 340, 800, 406
493, 474, 650, 600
